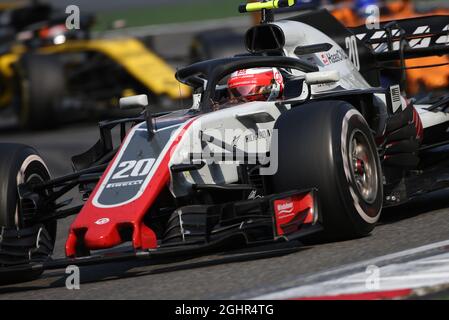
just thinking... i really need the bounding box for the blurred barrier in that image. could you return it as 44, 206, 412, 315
94, 16, 252, 39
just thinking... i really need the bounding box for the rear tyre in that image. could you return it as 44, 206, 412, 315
16, 54, 65, 130
0, 143, 56, 283
272, 101, 383, 240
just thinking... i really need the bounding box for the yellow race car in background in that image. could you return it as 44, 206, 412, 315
0, 1, 190, 129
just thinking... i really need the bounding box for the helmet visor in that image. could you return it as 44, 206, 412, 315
229, 84, 273, 102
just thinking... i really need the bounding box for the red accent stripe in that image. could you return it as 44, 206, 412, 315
291, 288, 413, 300
412, 106, 424, 141
66, 119, 197, 255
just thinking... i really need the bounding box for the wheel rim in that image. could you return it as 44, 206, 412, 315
14, 155, 50, 228
349, 129, 378, 204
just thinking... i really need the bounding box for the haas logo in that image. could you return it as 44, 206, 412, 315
95, 218, 110, 225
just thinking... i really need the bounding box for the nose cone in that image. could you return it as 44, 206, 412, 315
83, 222, 122, 250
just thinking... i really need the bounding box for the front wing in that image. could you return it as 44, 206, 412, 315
0, 189, 322, 281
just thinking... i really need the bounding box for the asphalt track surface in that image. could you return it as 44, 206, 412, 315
0, 119, 449, 300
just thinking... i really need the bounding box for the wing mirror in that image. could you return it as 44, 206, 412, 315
119, 94, 148, 110
119, 94, 154, 139
305, 70, 340, 85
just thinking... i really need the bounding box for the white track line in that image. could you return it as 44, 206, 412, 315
249, 239, 449, 299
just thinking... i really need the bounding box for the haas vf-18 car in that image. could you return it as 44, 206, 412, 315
0, 1, 448, 283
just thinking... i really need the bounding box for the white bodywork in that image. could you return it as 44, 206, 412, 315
168, 20, 378, 198
169, 101, 283, 197
166, 19, 449, 198
275, 20, 372, 94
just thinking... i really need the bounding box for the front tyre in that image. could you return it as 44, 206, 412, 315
272, 101, 383, 240
0, 143, 55, 283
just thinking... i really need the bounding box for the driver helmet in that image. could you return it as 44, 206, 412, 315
227, 67, 284, 102
39, 24, 69, 45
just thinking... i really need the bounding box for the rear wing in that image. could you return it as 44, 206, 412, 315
350, 15, 449, 62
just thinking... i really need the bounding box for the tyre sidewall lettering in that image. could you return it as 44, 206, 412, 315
17, 157, 51, 227
338, 109, 382, 225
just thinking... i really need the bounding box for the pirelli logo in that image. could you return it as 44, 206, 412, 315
106, 179, 144, 189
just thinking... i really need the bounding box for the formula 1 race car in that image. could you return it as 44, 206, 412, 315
0, 1, 190, 130
0, 0, 449, 284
